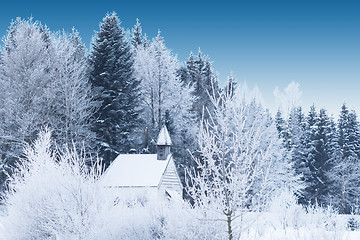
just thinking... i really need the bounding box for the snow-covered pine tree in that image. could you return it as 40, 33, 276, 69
275, 109, 290, 147
89, 12, 141, 164
316, 108, 338, 205
302, 105, 319, 204
338, 104, 360, 159
303, 106, 335, 205
184, 50, 220, 122
164, 109, 175, 136
185, 52, 197, 85
131, 18, 145, 48
329, 104, 360, 213
286, 106, 310, 204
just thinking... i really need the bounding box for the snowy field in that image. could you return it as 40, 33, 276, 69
0, 207, 5, 240
241, 228, 360, 240
1, 210, 360, 240
0, 205, 7, 239
1, 199, 360, 240
1, 197, 360, 240
238, 212, 360, 240
0, 221, 4, 240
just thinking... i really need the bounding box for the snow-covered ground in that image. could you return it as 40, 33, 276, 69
1, 204, 360, 239
0, 206, 6, 239
0, 221, 4, 240
241, 228, 360, 240
236, 211, 360, 240
0, 219, 4, 239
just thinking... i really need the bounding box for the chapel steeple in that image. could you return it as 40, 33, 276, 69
156, 125, 172, 160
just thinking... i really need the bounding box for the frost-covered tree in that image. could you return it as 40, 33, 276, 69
328, 154, 360, 214
132, 30, 197, 183
0, 18, 56, 191
89, 12, 141, 164
51, 29, 98, 152
0, 18, 97, 191
186, 87, 297, 240
273, 81, 303, 116
223, 73, 237, 98
275, 107, 308, 205
133, 31, 195, 154
0, 18, 54, 143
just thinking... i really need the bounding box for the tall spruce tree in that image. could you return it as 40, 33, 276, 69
131, 18, 145, 48
315, 109, 338, 205
303, 106, 336, 205
286, 106, 309, 204
275, 109, 291, 148
184, 50, 220, 121
330, 104, 360, 213
338, 104, 360, 158
302, 105, 319, 204
89, 12, 141, 164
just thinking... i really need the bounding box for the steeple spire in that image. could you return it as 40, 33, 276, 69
157, 125, 172, 146
157, 125, 172, 160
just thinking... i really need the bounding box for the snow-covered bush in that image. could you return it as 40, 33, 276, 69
162, 200, 228, 240
259, 192, 349, 240
2, 130, 112, 240
268, 189, 304, 230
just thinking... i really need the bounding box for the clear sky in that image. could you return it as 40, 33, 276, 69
0, 0, 359, 117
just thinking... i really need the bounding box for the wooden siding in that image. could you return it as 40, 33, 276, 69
158, 157, 183, 197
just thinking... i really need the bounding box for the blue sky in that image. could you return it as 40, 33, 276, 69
0, 0, 359, 116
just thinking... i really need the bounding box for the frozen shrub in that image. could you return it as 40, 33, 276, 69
2, 130, 111, 240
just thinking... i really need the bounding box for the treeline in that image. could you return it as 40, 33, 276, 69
0, 12, 230, 191
276, 104, 360, 213
1, 11, 360, 216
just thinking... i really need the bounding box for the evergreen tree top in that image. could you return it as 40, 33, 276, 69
131, 18, 144, 47
337, 103, 360, 158
91, 12, 128, 52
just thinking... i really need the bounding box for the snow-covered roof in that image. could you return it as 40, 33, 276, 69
101, 154, 171, 187
157, 125, 172, 145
